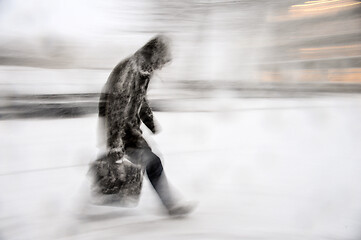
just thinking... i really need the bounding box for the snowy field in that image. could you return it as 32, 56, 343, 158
1, 96, 361, 240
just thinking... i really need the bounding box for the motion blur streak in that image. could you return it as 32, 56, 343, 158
0, 1, 361, 240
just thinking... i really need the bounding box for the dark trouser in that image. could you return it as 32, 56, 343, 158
125, 148, 177, 209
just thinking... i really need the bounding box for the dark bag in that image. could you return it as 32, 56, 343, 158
88, 154, 144, 207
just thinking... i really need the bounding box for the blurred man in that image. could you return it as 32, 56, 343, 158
96, 35, 195, 216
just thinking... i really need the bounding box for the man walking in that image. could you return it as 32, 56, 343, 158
96, 35, 195, 216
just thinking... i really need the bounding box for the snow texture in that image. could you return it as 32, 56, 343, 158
1, 96, 361, 240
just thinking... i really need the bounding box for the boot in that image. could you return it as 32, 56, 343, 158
167, 200, 197, 216
151, 173, 196, 216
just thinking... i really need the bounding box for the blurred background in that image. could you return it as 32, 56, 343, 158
0, 0, 360, 117
1, 1, 361, 240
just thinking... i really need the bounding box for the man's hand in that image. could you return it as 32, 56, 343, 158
151, 123, 161, 134
107, 149, 124, 164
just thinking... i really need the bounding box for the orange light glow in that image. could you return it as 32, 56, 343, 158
292, 0, 342, 8
262, 68, 361, 83
271, 0, 361, 21
300, 1, 361, 11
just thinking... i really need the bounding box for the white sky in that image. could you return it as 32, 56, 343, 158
0, 0, 152, 42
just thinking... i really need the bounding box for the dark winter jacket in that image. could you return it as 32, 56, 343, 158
98, 35, 171, 160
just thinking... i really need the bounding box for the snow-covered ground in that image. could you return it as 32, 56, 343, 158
1, 96, 361, 240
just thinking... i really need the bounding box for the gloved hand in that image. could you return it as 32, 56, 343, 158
107, 148, 124, 164
151, 124, 159, 134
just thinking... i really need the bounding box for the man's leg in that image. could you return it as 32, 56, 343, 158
141, 148, 177, 209
126, 147, 196, 215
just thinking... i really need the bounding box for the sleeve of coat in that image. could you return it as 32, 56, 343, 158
98, 91, 108, 117
97, 90, 108, 149
106, 92, 127, 159
140, 98, 157, 133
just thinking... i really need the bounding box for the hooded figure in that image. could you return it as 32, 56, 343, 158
96, 35, 195, 215
99, 35, 171, 157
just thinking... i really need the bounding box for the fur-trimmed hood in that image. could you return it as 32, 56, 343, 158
98, 35, 172, 157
